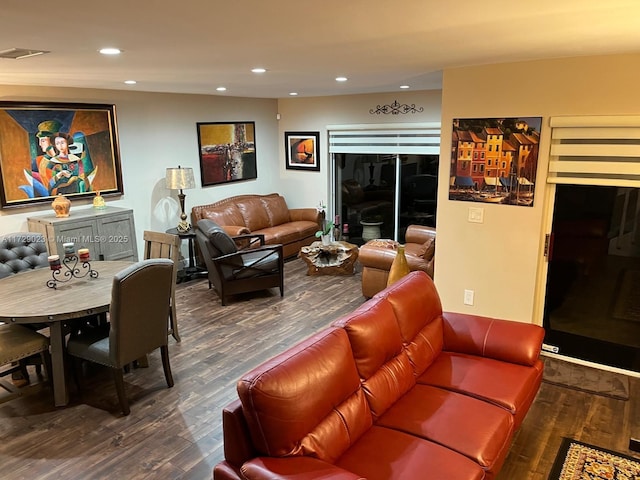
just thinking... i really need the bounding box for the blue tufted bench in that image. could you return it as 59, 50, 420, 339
0, 232, 49, 279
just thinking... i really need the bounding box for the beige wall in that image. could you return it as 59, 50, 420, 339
438, 52, 640, 323
0, 85, 279, 259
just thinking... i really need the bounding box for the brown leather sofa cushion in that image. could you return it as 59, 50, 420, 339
203, 203, 245, 228
261, 195, 291, 226
236, 198, 271, 231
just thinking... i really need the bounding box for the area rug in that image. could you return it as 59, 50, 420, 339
548, 437, 640, 479
542, 357, 630, 400
612, 269, 640, 322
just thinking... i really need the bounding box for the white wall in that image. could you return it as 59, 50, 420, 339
0, 85, 279, 259
276, 90, 443, 212
438, 52, 640, 323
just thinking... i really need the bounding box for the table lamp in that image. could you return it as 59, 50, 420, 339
166, 165, 196, 233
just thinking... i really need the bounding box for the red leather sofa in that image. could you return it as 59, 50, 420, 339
214, 271, 545, 480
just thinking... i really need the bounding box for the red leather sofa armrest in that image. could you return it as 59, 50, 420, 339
442, 311, 545, 366
242, 457, 365, 480
221, 399, 257, 471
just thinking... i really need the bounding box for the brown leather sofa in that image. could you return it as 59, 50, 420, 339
213, 271, 545, 480
191, 193, 321, 259
359, 224, 436, 298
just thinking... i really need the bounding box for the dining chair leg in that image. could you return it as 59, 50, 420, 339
40, 350, 52, 384
112, 367, 130, 416
160, 345, 174, 388
71, 357, 84, 395
169, 302, 180, 342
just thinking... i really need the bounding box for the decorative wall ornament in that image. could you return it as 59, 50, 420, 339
369, 100, 424, 115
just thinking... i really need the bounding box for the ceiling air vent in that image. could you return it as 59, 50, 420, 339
0, 48, 50, 60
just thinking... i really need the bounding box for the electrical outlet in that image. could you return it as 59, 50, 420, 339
464, 289, 474, 306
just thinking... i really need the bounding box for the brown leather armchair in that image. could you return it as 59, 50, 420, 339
359, 224, 435, 298
195, 219, 284, 306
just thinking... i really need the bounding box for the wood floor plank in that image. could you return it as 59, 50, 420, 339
0, 258, 638, 479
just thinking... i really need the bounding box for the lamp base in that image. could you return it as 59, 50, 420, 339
177, 220, 191, 233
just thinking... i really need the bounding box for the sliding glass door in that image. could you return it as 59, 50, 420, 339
334, 153, 438, 245
328, 123, 441, 245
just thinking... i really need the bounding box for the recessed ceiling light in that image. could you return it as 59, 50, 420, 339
251, 68, 266, 73
289, 92, 298, 96
400, 85, 410, 89
124, 80, 137, 85
216, 87, 227, 92
99, 47, 121, 55
335, 76, 348, 82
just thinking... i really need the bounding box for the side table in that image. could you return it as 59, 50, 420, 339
166, 227, 207, 282
299, 241, 359, 276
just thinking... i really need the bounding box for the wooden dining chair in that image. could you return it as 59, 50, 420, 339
143, 230, 181, 342
0, 324, 51, 401
66, 259, 175, 415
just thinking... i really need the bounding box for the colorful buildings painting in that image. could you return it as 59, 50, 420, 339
450, 117, 541, 206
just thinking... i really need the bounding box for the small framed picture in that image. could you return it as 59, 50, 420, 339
285, 131, 320, 171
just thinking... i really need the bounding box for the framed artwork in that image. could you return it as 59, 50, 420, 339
449, 117, 542, 207
285, 131, 320, 171
196, 121, 257, 186
0, 101, 123, 208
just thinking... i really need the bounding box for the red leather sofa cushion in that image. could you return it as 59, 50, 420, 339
335, 426, 485, 480
237, 327, 372, 463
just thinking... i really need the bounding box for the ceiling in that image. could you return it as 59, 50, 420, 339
3, 0, 640, 99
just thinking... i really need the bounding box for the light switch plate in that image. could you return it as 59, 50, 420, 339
468, 207, 484, 223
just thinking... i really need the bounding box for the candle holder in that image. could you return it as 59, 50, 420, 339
46, 254, 99, 289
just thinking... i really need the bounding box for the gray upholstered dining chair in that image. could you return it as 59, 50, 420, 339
195, 219, 284, 306
66, 258, 175, 416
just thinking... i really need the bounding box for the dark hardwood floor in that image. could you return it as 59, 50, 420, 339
0, 258, 638, 479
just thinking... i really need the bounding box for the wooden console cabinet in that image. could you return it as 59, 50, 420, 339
27, 206, 138, 262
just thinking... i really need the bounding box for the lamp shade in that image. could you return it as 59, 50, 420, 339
166, 166, 195, 190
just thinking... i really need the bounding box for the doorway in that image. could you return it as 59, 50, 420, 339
334, 153, 438, 245
543, 184, 640, 371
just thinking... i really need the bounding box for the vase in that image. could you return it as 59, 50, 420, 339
361, 221, 383, 243
387, 244, 410, 287
51, 194, 71, 218
321, 234, 332, 246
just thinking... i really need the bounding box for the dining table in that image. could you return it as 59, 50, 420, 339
0, 260, 133, 406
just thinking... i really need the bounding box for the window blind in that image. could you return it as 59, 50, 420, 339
328, 123, 440, 155
548, 116, 640, 187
